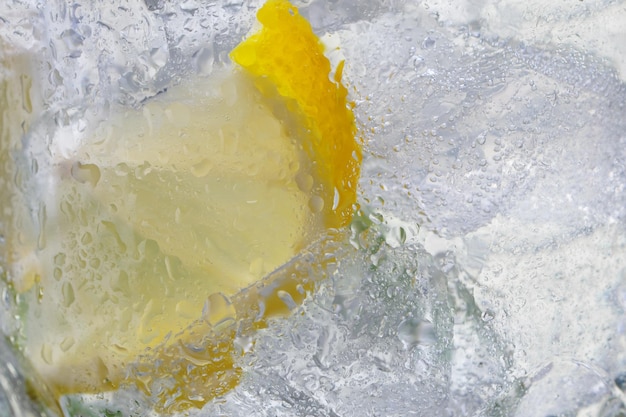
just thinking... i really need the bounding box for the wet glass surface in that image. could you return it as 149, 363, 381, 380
1, 0, 626, 415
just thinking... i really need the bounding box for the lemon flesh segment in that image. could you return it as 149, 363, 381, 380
18, 67, 322, 396
140, 0, 364, 408
231, 0, 362, 229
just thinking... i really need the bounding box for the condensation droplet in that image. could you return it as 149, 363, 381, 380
111, 271, 130, 296
295, 172, 314, 192
308, 195, 324, 213
81, 232, 93, 245
397, 318, 436, 348
191, 159, 213, 177
150, 46, 168, 68
20, 74, 33, 113
101, 221, 127, 253
41, 344, 53, 365
60, 337, 75, 352
481, 309, 495, 322
421, 37, 436, 49
53, 253, 66, 266
277, 290, 297, 310
195, 46, 215, 75
180, 0, 199, 14
332, 187, 340, 211
164, 256, 175, 281
71, 161, 101, 187
203, 292, 236, 327
37, 203, 47, 250
61, 282, 75, 307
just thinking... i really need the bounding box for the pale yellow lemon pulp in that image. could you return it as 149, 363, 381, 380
3, 0, 361, 412
22, 67, 322, 395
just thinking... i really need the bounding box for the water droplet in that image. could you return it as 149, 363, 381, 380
37, 203, 47, 250
191, 159, 213, 177
308, 195, 324, 213
114, 163, 130, 177
332, 187, 340, 211
164, 256, 175, 281
481, 309, 495, 322
48, 68, 63, 87
421, 37, 436, 49
150, 46, 168, 68
203, 292, 236, 327
195, 46, 214, 75
397, 318, 436, 348
60, 337, 75, 352
385, 226, 407, 248
101, 221, 127, 253
71, 161, 101, 187
41, 344, 53, 365
296, 172, 314, 192
180, 0, 198, 13
368, 212, 384, 224
81, 232, 93, 245
277, 290, 297, 310
62, 282, 75, 307
20, 74, 32, 113
53, 253, 66, 266
111, 270, 130, 296
37, 282, 44, 303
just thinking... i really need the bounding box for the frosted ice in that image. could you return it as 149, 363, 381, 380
1, 0, 626, 416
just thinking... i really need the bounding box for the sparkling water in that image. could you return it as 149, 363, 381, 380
1, 0, 625, 416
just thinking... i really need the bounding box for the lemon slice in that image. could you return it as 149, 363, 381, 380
230, 0, 360, 229
5, 0, 361, 413
23, 66, 320, 394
